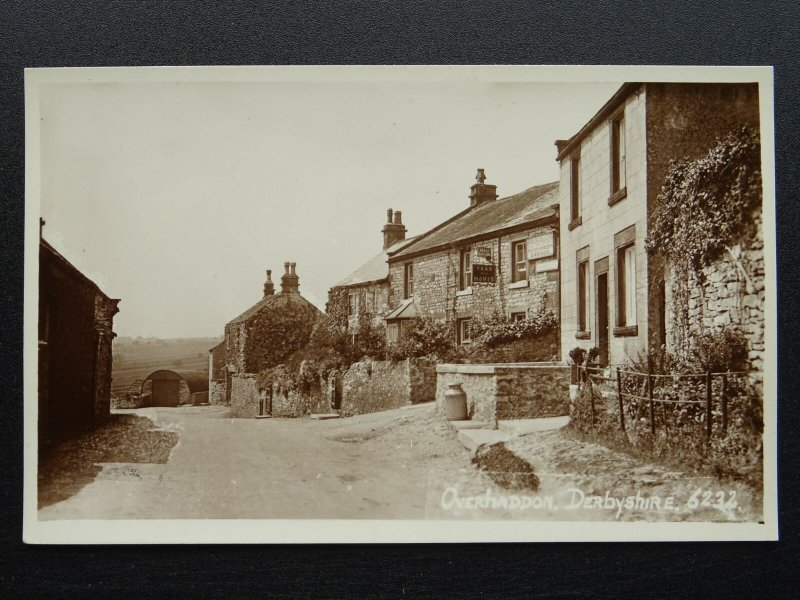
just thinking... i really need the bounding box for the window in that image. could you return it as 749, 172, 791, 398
577, 260, 589, 332
348, 292, 359, 316
457, 318, 472, 345
611, 114, 626, 195
403, 262, 414, 299
510, 311, 526, 322
366, 290, 376, 313
570, 154, 581, 226
459, 247, 472, 290
616, 244, 636, 327
511, 240, 528, 283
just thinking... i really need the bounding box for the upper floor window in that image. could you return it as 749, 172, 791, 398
348, 292, 359, 316
459, 247, 472, 290
366, 290, 376, 313
611, 113, 626, 196
403, 262, 414, 299
512, 240, 528, 283
567, 154, 582, 230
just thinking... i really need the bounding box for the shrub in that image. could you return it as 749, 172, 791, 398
568, 346, 586, 366
470, 305, 557, 349
387, 316, 456, 361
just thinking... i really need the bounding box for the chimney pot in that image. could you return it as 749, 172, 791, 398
382, 207, 407, 249
280, 261, 300, 294
469, 168, 498, 207
263, 269, 275, 296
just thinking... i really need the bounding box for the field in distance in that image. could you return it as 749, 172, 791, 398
112, 336, 222, 396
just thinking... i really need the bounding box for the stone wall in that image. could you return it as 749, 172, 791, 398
340, 358, 436, 417
467, 328, 559, 364
39, 240, 119, 445
209, 379, 226, 405
646, 82, 761, 350
665, 212, 765, 371
387, 224, 559, 336
192, 391, 209, 404
229, 374, 261, 418
436, 363, 571, 428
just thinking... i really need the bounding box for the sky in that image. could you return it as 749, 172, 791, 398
37, 73, 621, 338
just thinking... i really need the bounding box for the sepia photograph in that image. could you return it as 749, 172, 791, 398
22, 66, 777, 543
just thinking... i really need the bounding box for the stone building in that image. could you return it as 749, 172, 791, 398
216, 262, 322, 404
386, 170, 560, 347
555, 82, 761, 366
39, 234, 120, 446
334, 208, 418, 340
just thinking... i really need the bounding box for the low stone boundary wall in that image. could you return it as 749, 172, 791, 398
111, 391, 151, 409
210, 379, 226, 405
227, 358, 436, 419
229, 374, 261, 418
191, 391, 209, 404
341, 358, 436, 417
436, 362, 570, 428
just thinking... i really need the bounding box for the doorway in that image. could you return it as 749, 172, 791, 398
596, 272, 610, 365
152, 379, 180, 407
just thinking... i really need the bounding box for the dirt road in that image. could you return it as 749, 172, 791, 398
38, 403, 481, 520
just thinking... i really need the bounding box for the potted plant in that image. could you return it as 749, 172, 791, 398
568, 346, 586, 384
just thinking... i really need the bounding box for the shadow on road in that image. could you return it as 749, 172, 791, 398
38, 413, 179, 509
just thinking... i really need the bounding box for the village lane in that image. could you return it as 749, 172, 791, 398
38, 403, 478, 520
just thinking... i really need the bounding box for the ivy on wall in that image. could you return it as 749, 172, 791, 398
645, 126, 762, 355
646, 126, 762, 271
244, 301, 319, 373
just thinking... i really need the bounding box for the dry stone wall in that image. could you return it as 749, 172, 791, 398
229, 374, 260, 418
340, 358, 436, 417
210, 380, 226, 405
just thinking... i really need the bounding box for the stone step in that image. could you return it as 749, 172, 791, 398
256, 414, 272, 419
448, 420, 491, 430
497, 415, 570, 437
310, 413, 341, 420
457, 429, 511, 455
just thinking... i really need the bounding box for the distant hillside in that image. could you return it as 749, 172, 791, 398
112, 336, 223, 396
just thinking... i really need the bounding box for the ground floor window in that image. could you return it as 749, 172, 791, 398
578, 259, 589, 332
457, 317, 472, 345
616, 243, 636, 327
510, 311, 526, 322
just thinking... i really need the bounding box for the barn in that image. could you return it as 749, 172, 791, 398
141, 370, 209, 406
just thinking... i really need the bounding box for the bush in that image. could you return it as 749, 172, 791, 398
387, 316, 456, 361
470, 305, 557, 349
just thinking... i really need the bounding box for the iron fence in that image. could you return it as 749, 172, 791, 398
579, 365, 761, 440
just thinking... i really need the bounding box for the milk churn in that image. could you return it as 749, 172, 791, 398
444, 383, 468, 421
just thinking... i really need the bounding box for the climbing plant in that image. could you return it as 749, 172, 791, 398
645, 126, 762, 355
646, 126, 762, 271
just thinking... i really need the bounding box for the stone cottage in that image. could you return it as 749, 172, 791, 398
39, 232, 120, 447
216, 262, 322, 405
334, 208, 418, 340
555, 82, 761, 366
385, 169, 561, 349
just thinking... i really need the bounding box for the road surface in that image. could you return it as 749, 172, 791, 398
38, 403, 478, 520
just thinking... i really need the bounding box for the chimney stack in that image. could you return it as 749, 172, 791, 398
469, 168, 498, 207
263, 269, 275, 297
382, 207, 407, 249
280, 261, 300, 294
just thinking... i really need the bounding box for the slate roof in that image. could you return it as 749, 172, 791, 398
389, 181, 559, 260
226, 291, 320, 326
336, 236, 419, 287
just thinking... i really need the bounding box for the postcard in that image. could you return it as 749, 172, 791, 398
23, 65, 777, 542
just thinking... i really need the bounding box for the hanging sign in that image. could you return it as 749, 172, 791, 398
472, 263, 496, 284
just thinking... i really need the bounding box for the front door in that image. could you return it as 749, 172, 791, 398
152, 379, 180, 407
596, 272, 610, 365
